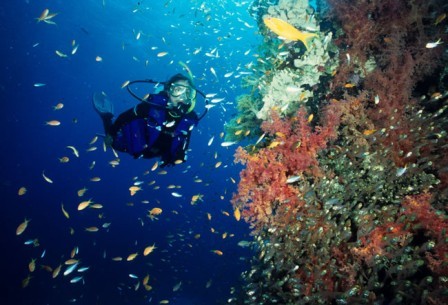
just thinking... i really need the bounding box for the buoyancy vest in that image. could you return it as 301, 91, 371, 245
112, 94, 198, 162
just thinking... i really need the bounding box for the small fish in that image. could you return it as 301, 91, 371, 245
18, 186, 27, 196
53, 103, 64, 110
143, 244, 157, 256
396, 166, 407, 177
55, 50, 68, 58
148, 208, 162, 217
84, 226, 99, 232
221, 141, 237, 147
210, 97, 225, 103
234, 208, 241, 221
157, 52, 168, 57
255, 132, 266, 146
42, 171, 53, 183
164, 120, 176, 128
78, 199, 93, 211
70, 276, 83, 283
126, 252, 138, 261
61, 203, 70, 219
307, 114, 314, 123
151, 161, 159, 171
425, 38, 443, 48
211, 250, 223, 256
67, 146, 79, 157
45, 120, 61, 126
63, 262, 79, 276
374, 95, 380, 104
36, 8, 50, 22
65, 259, 79, 265
28, 258, 36, 272
129, 186, 141, 196
173, 281, 182, 292
210, 67, 218, 80
52, 264, 62, 278
129, 274, 139, 279
363, 129, 377, 136
76, 266, 89, 273
121, 80, 130, 88
208, 136, 214, 146
71, 44, 79, 55
33, 83, 46, 87
95, 56, 103, 62
77, 187, 87, 197
171, 192, 182, 197
434, 13, 446, 25
286, 175, 301, 183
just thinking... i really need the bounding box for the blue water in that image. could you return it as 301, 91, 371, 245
1, 1, 260, 304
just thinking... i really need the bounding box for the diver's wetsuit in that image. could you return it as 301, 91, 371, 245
103, 93, 198, 165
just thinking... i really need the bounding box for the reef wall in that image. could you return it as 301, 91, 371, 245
229, 0, 448, 304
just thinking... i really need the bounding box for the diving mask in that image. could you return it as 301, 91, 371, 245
169, 84, 197, 100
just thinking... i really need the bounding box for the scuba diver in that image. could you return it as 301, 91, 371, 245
93, 73, 207, 166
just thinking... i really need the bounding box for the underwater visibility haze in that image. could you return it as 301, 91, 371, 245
2, 0, 448, 304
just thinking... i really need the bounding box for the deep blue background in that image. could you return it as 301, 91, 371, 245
0, 1, 261, 304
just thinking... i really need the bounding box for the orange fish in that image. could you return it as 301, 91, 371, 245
85, 226, 99, 232
59, 156, 69, 163
234, 208, 241, 221
16, 218, 30, 235
28, 258, 36, 272
18, 186, 27, 196
143, 244, 157, 256
263, 17, 317, 50
78, 199, 93, 211
45, 120, 61, 126
148, 207, 162, 216
126, 252, 138, 261
52, 264, 62, 278
211, 250, 223, 256
53, 103, 64, 110
363, 129, 377, 136
129, 186, 141, 196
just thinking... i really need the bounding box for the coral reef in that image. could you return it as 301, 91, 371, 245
255, 0, 338, 120
224, 94, 263, 142
228, 0, 448, 304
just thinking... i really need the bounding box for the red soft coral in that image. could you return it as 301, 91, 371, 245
232, 106, 340, 232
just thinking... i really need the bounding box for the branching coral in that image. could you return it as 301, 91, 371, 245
232, 106, 340, 232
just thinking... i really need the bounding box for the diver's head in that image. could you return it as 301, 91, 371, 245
165, 74, 196, 117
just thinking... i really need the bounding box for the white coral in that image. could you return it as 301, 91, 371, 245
257, 0, 339, 120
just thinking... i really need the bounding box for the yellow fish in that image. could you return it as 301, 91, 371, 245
143, 244, 157, 256
16, 218, 30, 235
263, 17, 317, 50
